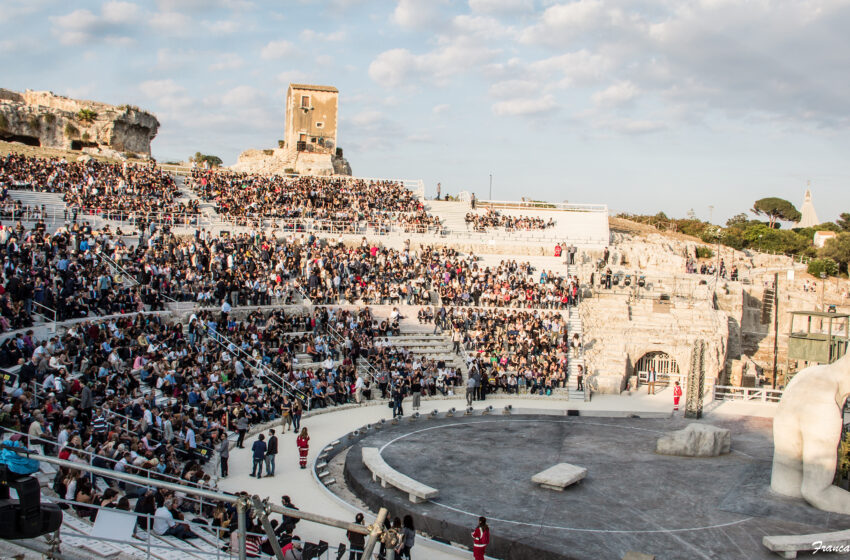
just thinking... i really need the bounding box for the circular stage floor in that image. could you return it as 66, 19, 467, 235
339, 414, 850, 560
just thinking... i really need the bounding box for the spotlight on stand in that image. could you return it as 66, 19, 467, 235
409, 412, 420, 421
503, 405, 513, 415
447, 407, 456, 417
428, 409, 439, 419
464, 406, 474, 416
482, 405, 493, 415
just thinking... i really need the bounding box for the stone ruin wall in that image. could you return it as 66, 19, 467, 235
585, 231, 850, 390
0, 88, 159, 156
579, 294, 728, 394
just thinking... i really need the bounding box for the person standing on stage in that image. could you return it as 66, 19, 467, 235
673, 380, 682, 412
471, 517, 489, 560
296, 427, 310, 469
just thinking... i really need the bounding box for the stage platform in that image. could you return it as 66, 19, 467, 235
335, 414, 850, 560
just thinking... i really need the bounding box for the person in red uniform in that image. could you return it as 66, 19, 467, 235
554, 244, 562, 258
296, 427, 310, 469
471, 516, 489, 560
673, 381, 682, 411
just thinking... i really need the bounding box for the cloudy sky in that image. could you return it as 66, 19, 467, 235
2, 0, 849, 224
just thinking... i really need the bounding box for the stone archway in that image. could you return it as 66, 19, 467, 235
635, 351, 681, 387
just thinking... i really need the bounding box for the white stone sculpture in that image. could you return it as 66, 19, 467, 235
771, 353, 850, 514
655, 423, 731, 457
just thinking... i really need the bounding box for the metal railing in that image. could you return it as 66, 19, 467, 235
26, 452, 385, 560
196, 317, 309, 405
711, 384, 783, 402
478, 200, 609, 213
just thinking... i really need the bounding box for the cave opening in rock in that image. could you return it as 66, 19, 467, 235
0, 132, 40, 146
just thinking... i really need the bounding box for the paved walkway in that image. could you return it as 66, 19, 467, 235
219, 392, 777, 558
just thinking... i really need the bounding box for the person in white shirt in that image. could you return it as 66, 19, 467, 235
153, 499, 196, 539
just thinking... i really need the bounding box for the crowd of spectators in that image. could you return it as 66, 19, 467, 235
465, 209, 554, 232
440, 306, 579, 395
0, 153, 197, 223
188, 169, 442, 233
434, 259, 581, 309
0, 149, 591, 553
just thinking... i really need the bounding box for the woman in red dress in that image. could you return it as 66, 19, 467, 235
296, 428, 310, 469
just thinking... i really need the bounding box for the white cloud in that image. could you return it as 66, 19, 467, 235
492, 94, 558, 116
156, 47, 200, 70
219, 85, 266, 107
369, 37, 499, 88
209, 53, 244, 71
149, 11, 193, 35
50, 2, 140, 45
468, 0, 532, 15
301, 29, 347, 42
139, 79, 194, 116
260, 39, 295, 60
102, 1, 141, 22
204, 19, 240, 34
368, 49, 417, 87
277, 70, 309, 84
488, 79, 542, 99
392, 0, 447, 29
432, 104, 450, 115
592, 81, 639, 107
0, 0, 52, 23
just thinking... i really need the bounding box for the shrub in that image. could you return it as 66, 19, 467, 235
64, 123, 79, 138
695, 246, 714, 259
27, 116, 40, 130
81, 132, 91, 142
77, 108, 97, 122
263, 149, 274, 156
807, 258, 839, 277
278, 140, 285, 148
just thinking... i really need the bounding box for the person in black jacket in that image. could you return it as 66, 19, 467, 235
265, 429, 278, 477
347, 513, 366, 560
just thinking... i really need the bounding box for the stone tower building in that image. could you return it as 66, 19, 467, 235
284, 84, 338, 155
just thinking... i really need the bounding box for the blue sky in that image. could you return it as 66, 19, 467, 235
2, 0, 849, 225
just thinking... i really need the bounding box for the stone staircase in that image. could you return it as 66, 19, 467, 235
376, 330, 469, 378
6, 189, 68, 229
566, 304, 587, 400
425, 200, 472, 232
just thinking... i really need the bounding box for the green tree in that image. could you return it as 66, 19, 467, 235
820, 233, 850, 274
726, 213, 748, 227
837, 213, 850, 232
807, 258, 839, 277
192, 152, 223, 167
751, 197, 802, 229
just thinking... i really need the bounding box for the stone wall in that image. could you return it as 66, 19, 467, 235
0, 88, 158, 155
580, 295, 728, 393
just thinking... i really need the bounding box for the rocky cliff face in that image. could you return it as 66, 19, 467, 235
0, 89, 159, 156
231, 146, 352, 177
